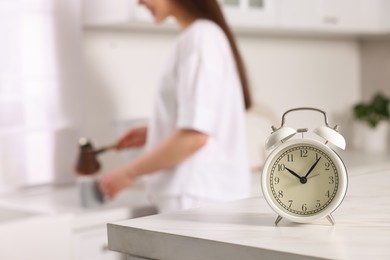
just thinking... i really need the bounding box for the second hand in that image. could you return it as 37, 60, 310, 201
307, 173, 320, 179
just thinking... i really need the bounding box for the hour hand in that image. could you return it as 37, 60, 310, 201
285, 167, 301, 180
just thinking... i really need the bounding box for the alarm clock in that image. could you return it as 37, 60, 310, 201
261, 107, 348, 225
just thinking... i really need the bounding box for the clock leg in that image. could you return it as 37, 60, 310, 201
326, 214, 335, 225
275, 215, 283, 226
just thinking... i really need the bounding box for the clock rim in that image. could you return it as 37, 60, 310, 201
261, 138, 348, 223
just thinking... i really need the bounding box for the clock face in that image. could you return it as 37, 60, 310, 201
262, 139, 347, 221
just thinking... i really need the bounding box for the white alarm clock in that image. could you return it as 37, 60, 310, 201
261, 107, 348, 225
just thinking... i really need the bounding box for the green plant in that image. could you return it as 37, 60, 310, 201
353, 93, 390, 128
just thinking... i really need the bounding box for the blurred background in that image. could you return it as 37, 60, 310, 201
0, 0, 389, 259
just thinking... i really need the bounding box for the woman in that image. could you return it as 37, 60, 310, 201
99, 0, 252, 213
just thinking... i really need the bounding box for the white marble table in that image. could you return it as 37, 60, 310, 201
108, 167, 390, 260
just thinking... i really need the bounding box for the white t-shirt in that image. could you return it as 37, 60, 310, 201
144, 19, 251, 202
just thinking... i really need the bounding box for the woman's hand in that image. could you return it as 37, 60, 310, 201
117, 126, 148, 150
99, 129, 208, 198
99, 165, 137, 198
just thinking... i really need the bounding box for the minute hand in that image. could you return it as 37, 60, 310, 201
305, 157, 321, 178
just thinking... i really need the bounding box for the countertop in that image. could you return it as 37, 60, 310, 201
0, 183, 157, 260
0, 183, 156, 230
107, 151, 390, 260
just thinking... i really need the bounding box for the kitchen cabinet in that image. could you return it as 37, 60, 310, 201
278, 0, 319, 30
319, 0, 362, 30
74, 227, 124, 260
279, 0, 390, 33
82, 0, 276, 28
82, 0, 390, 35
0, 213, 73, 260
82, 0, 153, 26
0, 185, 156, 260
220, 0, 277, 28
82, 0, 132, 26
319, 0, 390, 32
377, 0, 390, 31
354, 0, 390, 32
82, 0, 277, 29
82, 0, 175, 28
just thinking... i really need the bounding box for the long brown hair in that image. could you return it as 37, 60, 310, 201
171, 0, 252, 110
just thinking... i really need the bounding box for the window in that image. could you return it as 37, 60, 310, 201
0, 0, 82, 188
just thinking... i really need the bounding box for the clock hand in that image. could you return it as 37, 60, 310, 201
305, 157, 322, 178
285, 167, 302, 180
307, 173, 320, 179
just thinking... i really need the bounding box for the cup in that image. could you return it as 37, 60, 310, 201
77, 175, 105, 208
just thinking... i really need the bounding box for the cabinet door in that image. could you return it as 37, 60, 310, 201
279, 0, 321, 29
320, 0, 390, 32
280, 0, 388, 32
221, 0, 277, 28
82, 0, 131, 26
319, 0, 360, 30
355, 0, 384, 31
375, 0, 390, 31
74, 228, 125, 260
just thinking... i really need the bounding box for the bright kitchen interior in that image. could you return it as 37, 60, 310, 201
0, 0, 390, 259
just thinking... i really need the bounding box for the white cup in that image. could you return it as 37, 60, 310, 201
76, 175, 105, 208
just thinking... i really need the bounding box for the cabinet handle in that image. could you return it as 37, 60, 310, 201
323, 16, 339, 25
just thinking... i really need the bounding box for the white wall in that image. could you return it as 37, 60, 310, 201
82, 30, 176, 170
82, 29, 361, 170
0, 0, 83, 187
239, 35, 360, 128
357, 39, 390, 152
360, 39, 390, 100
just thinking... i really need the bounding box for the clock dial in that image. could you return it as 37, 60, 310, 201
267, 143, 339, 217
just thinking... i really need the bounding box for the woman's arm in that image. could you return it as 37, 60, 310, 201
116, 126, 148, 150
99, 129, 208, 198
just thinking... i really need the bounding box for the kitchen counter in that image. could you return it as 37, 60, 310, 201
107, 151, 390, 260
0, 184, 156, 259
0, 183, 156, 230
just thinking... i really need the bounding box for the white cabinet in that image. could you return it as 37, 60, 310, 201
74, 227, 125, 260
320, 0, 360, 30
83, 0, 276, 28
221, 0, 277, 28
280, 0, 361, 31
83, 0, 153, 26
82, 0, 131, 26
82, 0, 390, 34
376, 0, 390, 31
320, 0, 390, 32
279, 0, 320, 30
0, 214, 73, 260
280, 0, 390, 33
